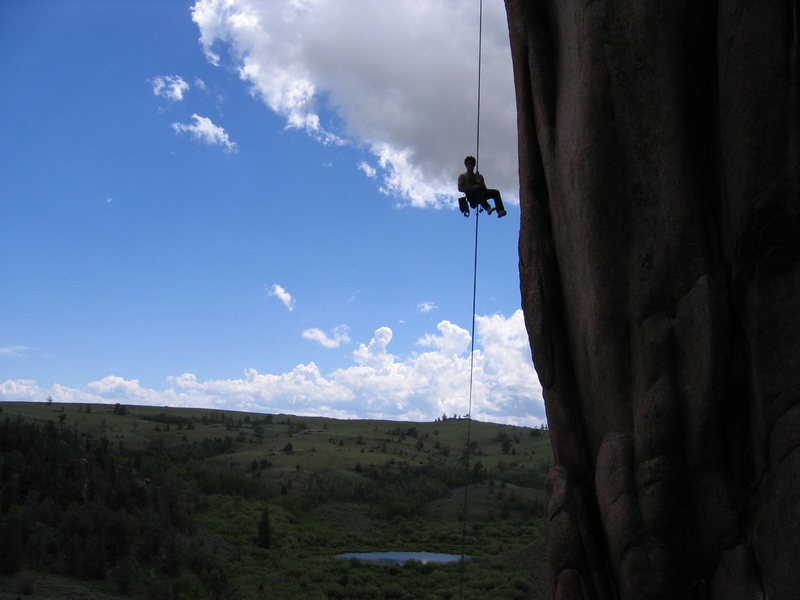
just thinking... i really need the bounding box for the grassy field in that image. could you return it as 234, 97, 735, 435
0, 401, 551, 599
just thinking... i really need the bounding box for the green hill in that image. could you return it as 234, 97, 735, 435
0, 401, 551, 599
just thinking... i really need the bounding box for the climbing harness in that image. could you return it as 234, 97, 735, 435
458, 1, 483, 598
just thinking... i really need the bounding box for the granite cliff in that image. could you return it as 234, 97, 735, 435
504, 2, 799, 598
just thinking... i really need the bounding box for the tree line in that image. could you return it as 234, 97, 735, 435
0, 415, 232, 597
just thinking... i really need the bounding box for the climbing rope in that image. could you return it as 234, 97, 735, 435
474, 0, 483, 172
458, 199, 479, 599
458, 1, 483, 598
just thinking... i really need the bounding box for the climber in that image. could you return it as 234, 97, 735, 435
457, 155, 507, 218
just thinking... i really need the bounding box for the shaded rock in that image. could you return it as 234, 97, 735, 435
504, 1, 799, 598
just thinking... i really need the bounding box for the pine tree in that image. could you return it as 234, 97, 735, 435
257, 506, 271, 549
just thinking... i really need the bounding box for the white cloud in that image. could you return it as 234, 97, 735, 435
0, 311, 544, 426
151, 75, 190, 101
417, 320, 470, 356
267, 283, 295, 311
0, 378, 40, 397
417, 301, 437, 313
352, 326, 394, 369
172, 114, 238, 153
358, 161, 376, 178
302, 325, 351, 349
0, 346, 36, 358
190, 0, 517, 209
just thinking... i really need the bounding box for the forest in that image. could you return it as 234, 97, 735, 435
0, 401, 551, 599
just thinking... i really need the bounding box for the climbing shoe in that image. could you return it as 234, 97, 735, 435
497, 209, 507, 218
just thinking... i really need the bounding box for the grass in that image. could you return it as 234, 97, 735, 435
0, 401, 551, 599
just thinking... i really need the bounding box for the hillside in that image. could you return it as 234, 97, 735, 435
0, 401, 551, 599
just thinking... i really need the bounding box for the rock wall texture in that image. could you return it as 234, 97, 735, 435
504, 2, 799, 599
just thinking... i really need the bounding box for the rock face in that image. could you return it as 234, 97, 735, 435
504, 2, 799, 598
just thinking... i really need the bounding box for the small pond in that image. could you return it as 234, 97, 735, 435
335, 552, 473, 566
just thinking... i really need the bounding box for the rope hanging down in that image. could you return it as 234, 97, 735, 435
474, 0, 483, 172
458, 1, 483, 598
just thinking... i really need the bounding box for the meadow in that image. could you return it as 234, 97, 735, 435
0, 401, 551, 599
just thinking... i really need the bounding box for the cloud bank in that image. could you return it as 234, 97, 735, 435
190, 0, 517, 208
2, 311, 543, 426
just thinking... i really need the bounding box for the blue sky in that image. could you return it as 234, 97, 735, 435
1, 0, 544, 425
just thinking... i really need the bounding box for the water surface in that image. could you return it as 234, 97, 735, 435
335, 551, 472, 565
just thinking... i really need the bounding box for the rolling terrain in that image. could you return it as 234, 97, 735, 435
0, 401, 551, 599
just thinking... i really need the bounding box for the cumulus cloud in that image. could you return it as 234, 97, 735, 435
190, 0, 517, 208
267, 283, 295, 311
302, 325, 351, 349
417, 320, 470, 356
172, 114, 238, 152
1, 311, 544, 426
0, 379, 40, 398
352, 326, 394, 369
151, 75, 190, 101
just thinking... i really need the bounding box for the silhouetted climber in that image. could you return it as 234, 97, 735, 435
457, 155, 506, 218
